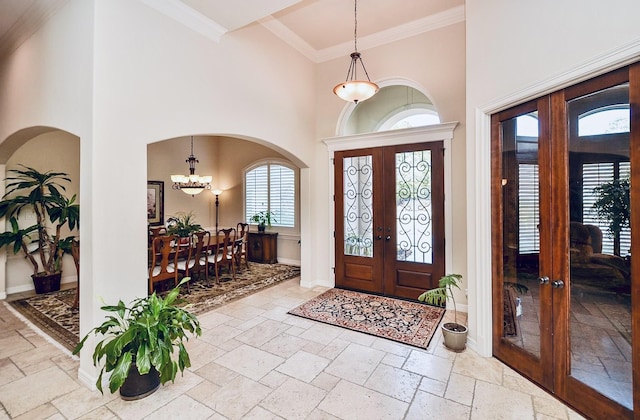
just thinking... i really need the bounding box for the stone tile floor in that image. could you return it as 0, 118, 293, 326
0, 278, 585, 419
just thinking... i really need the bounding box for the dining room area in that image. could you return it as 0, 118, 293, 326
146, 133, 302, 299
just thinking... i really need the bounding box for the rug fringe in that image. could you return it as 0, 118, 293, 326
2, 300, 78, 361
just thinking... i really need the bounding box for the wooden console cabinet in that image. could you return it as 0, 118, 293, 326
247, 231, 278, 264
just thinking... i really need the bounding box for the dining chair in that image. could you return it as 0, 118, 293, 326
149, 225, 167, 252
171, 230, 211, 290
235, 222, 250, 271
149, 234, 179, 294
212, 227, 236, 284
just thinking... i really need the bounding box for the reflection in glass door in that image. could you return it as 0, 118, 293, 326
493, 66, 636, 418
567, 82, 632, 409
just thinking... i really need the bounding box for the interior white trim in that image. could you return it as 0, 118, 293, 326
324, 122, 458, 153
139, 0, 227, 43
469, 38, 640, 358
261, 5, 465, 64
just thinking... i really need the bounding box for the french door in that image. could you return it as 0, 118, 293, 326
492, 65, 639, 417
334, 142, 445, 299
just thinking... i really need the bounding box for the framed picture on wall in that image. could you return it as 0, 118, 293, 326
147, 181, 164, 226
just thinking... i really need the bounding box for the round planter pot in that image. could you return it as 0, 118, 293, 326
119, 363, 161, 401
31, 272, 62, 294
441, 322, 468, 352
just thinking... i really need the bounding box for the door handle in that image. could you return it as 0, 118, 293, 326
538, 276, 549, 285
385, 235, 391, 241
551, 280, 564, 289
376, 235, 383, 240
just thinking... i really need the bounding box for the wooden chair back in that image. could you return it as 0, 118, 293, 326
149, 225, 167, 251
149, 234, 179, 294
235, 222, 250, 270
213, 227, 236, 284
187, 230, 211, 285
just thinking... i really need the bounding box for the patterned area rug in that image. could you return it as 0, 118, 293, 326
288, 288, 445, 349
8, 263, 300, 352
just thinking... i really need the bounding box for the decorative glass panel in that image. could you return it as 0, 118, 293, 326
396, 150, 432, 263
343, 156, 373, 257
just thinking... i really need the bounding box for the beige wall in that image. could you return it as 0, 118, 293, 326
314, 22, 468, 300
5, 131, 80, 293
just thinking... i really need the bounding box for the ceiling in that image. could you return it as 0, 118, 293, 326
0, 0, 464, 63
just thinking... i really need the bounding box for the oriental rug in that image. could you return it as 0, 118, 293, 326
7, 263, 300, 352
288, 288, 445, 350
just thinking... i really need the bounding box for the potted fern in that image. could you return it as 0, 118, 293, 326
418, 273, 468, 351
167, 211, 202, 239
72, 277, 201, 400
0, 166, 79, 293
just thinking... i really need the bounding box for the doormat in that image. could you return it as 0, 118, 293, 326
288, 288, 445, 349
8, 263, 300, 352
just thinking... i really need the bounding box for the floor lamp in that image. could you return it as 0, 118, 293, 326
212, 189, 223, 233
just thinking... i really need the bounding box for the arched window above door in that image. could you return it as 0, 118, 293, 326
343, 85, 440, 135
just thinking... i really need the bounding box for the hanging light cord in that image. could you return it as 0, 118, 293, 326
353, 0, 358, 53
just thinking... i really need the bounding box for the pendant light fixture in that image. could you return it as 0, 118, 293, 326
170, 136, 212, 196
333, 0, 379, 104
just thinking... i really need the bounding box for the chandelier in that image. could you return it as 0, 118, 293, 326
333, 0, 379, 104
170, 136, 212, 196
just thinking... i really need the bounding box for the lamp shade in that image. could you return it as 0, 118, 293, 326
333, 80, 379, 103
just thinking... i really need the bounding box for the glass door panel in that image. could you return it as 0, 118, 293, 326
567, 82, 632, 410
500, 110, 542, 358
396, 150, 433, 263
344, 156, 374, 258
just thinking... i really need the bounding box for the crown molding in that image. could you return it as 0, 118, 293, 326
139, 0, 227, 43
262, 5, 465, 63
258, 15, 317, 61
0, 0, 69, 62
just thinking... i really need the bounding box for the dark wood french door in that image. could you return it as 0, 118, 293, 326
334, 142, 445, 300
492, 65, 639, 418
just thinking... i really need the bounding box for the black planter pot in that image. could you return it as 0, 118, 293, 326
119, 363, 161, 401
31, 272, 62, 294
258, 223, 266, 232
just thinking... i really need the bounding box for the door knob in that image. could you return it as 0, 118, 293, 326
538, 276, 549, 285
551, 280, 564, 288
376, 235, 382, 240
385, 235, 391, 241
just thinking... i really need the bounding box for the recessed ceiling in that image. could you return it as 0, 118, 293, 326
0, 0, 464, 63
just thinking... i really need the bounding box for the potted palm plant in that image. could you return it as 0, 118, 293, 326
72, 277, 201, 400
0, 165, 79, 293
250, 210, 277, 232
418, 273, 468, 351
592, 177, 630, 255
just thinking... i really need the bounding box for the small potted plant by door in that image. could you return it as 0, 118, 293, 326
0, 166, 79, 294
250, 210, 276, 232
418, 273, 468, 351
72, 278, 201, 400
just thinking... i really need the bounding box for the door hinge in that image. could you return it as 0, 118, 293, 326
331, 157, 335, 165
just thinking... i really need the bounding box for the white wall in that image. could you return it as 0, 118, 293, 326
84, 0, 316, 384
466, 0, 640, 355
0, 0, 317, 385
